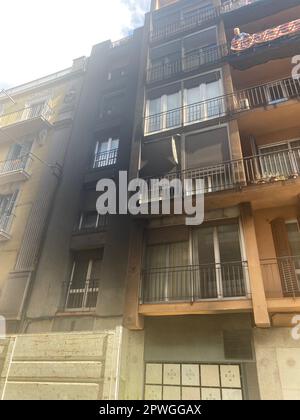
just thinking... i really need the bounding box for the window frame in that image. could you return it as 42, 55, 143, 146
65, 256, 102, 312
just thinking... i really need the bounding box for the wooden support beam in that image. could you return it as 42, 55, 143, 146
240, 202, 271, 328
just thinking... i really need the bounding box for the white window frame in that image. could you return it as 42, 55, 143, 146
65, 259, 100, 312
184, 71, 224, 125
93, 137, 119, 168
146, 92, 182, 135
78, 212, 108, 231
192, 222, 248, 300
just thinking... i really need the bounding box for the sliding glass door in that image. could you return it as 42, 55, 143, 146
142, 223, 248, 303
192, 224, 246, 299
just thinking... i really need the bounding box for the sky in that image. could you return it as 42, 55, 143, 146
0, 0, 150, 89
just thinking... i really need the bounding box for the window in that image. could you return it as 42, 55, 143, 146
93, 138, 119, 168
143, 223, 247, 303
185, 127, 230, 193
65, 250, 102, 310
107, 67, 127, 81
144, 241, 190, 303
145, 363, 244, 400
286, 221, 300, 256
78, 211, 108, 231
101, 94, 124, 118
183, 28, 218, 71
184, 73, 224, 124
2, 140, 33, 173
193, 224, 246, 299
182, 2, 215, 25
0, 191, 18, 233
146, 90, 181, 133
149, 41, 181, 81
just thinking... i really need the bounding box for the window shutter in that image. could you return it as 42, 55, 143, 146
271, 218, 298, 295
271, 218, 291, 257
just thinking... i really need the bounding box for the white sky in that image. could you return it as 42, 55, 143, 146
0, 0, 149, 88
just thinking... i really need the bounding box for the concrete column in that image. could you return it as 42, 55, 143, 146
240, 203, 270, 328
123, 221, 145, 331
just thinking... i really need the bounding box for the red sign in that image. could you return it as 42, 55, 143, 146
231, 19, 300, 51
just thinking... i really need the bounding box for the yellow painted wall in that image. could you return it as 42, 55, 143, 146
0, 77, 77, 292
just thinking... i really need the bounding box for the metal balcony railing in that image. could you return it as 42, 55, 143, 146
221, 0, 261, 13
144, 76, 300, 135
150, 6, 219, 43
150, 0, 262, 43
143, 147, 300, 199
147, 44, 228, 83
64, 279, 100, 311
75, 214, 109, 233
0, 213, 15, 235
93, 149, 118, 169
141, 261, 248, 304
261, 256, 300, 298
0, 155, 32, 175
0, 103, 52, 128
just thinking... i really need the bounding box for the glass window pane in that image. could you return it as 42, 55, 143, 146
146, 244, 168, 268
81, 212, 98, 230
193, 226, 215, 264
71, 260, 89, 289
217, 224, 242, 263
90, 259, 102, 281
286, 222, 300, 256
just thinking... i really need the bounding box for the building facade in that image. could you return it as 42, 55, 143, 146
1, 0, 300, 401
0, 58, 86, 332
124, 0, 300, 400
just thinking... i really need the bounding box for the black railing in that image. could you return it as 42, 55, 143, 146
147, 44, 228, 83
93, 149, 118, 169
64, 279, 100, 311
145, 76, 300, 134
261, 256, 300, 298
221, 0, 261, 14
141, 261, 248, 304
142, 147, 300, 199
151, 6, 219, 43
150, 0, 262, 43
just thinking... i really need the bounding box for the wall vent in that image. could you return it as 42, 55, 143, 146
223, 330, 253, 361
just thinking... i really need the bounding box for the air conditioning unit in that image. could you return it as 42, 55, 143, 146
239, 98, 250, 110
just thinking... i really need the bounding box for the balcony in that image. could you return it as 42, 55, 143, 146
140, 261, 248, 304
0, 104, 52, 142
150, 6, 219, 44
93, 149, 118, 169
222, 0, 300, 27
144, 76, 300, 135
147, 44, 228, 84
261, 256, 300, 298
221, 0, 262, 14
0, 213, 15, 241
143, 147, 300, 201
0, 155, 33, 185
